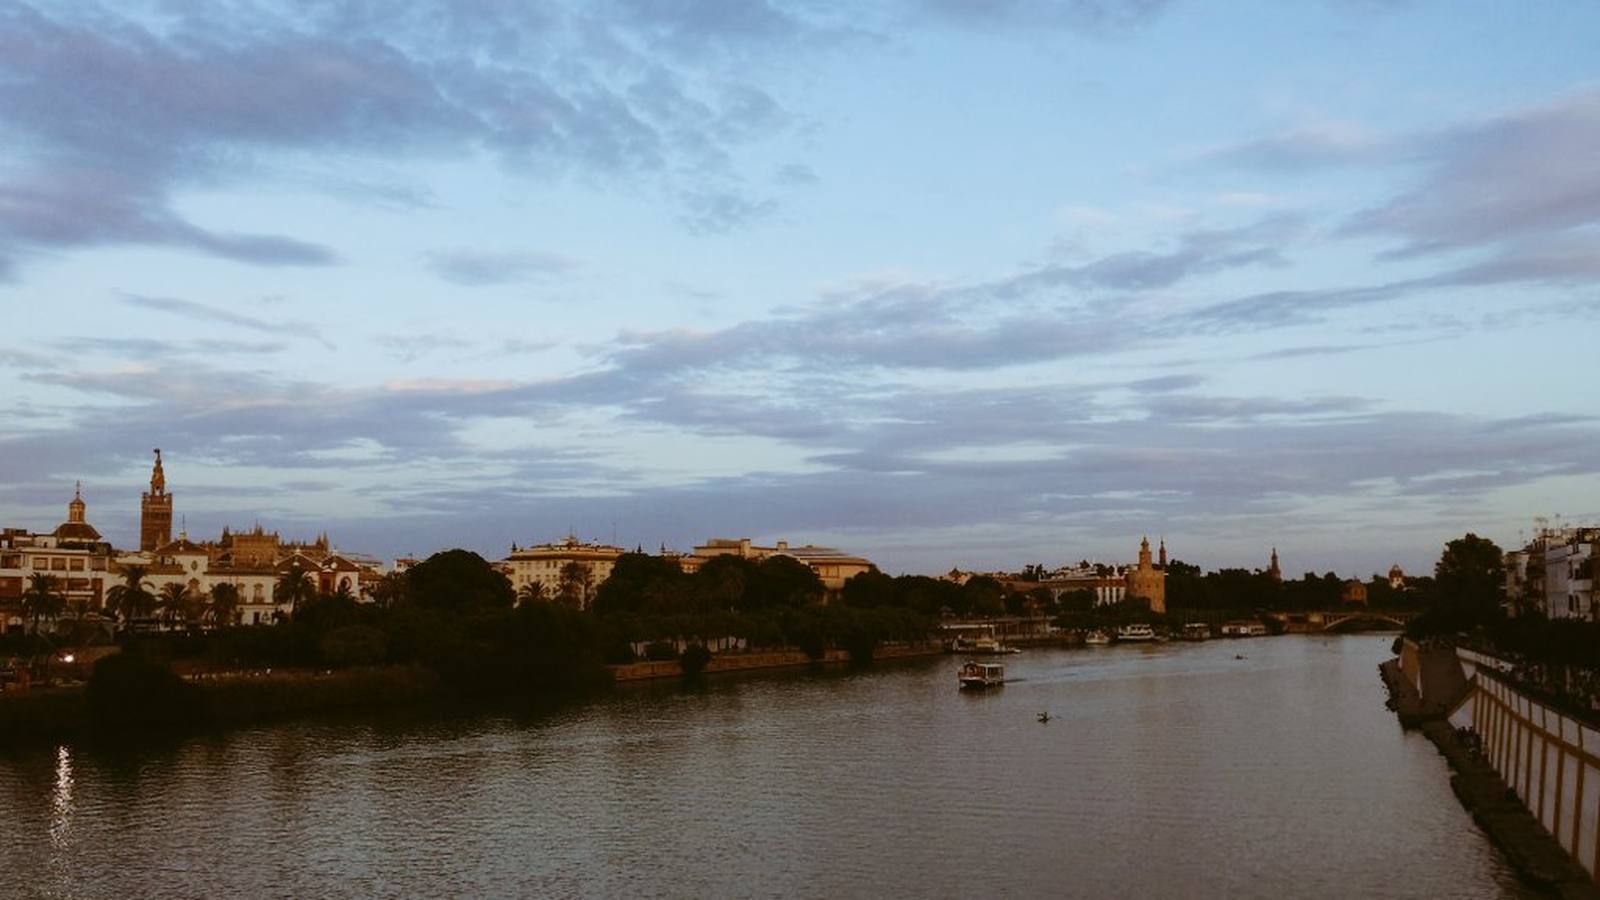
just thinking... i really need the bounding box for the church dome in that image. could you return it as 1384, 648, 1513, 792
54, 482, 102, 542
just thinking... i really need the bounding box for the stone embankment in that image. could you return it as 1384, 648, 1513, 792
611, 642, 945, 682
1380, 656, 1600, 899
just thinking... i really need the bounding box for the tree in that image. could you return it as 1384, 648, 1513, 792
21, 573, 65, 634
556, 561, 595, 609
158, 583, 192, 629
841, 569, 896, 609
274, 563, 315, 616
405, 549, 514, 611
516, 581, 547, 606
1434, 532, 1505, 626
961, 576, 1006, 617
106, 565, 156, 624
208, 582, 241, 627
365, 571, 408, 609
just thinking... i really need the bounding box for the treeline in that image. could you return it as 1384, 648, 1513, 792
1162, 561, 1429, 612
93, 549, 946, 728
125, 549, 609, 696
589, 553, 936, 663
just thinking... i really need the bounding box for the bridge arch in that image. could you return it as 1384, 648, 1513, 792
1321, 611, 1410, 632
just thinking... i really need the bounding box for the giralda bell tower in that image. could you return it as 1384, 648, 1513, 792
139, 448, 174, 552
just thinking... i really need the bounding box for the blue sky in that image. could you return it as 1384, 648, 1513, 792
3, 0, 1598, 576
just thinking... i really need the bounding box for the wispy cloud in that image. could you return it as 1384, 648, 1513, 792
119, 295, 333, 349
426, 249, 577, 287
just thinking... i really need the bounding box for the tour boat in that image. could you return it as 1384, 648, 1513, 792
1180, 623, 1211, 641
958, 661, 1006, 689
1116, 623, 1156, 642
1084, 629, 1112, 645
950, 634, 1019, 655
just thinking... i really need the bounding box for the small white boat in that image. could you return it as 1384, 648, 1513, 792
1180, 623, 1210, 641
1116, 623, 1156, 642
1084, 629, 1112, 645
959, 661, 1006, 689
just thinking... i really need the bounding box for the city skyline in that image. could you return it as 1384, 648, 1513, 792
4, 2, 1599, 576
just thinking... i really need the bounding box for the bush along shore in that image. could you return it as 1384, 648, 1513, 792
2, 548, 945, 744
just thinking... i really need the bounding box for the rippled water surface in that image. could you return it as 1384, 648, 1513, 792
1, 635, 1538, 899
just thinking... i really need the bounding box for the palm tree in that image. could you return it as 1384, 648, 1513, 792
106, 564, 156, 625
517, 581, 547, 606
274, 563, 314, 616
21, 573, 65, 634
208, 582, 241, 628
158, 583, 191, 630
556, 562, 594, 610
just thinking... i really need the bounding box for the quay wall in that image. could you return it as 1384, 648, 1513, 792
611, 642, 945, 683
1450, 661, 1600, 879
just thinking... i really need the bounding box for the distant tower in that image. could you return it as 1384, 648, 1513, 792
140, 448, 173, 552
1126, 536, 1167, 614
1158, 537, 1167, 568
68, 481, 86, 525
1268, 547, 1282, 582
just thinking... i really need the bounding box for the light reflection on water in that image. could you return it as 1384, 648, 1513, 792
0, 636, 1540, 899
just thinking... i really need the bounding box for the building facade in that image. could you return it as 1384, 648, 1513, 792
1544, 537, 1596, 621
505, 537, 626, 609
1506, 526, 1597, 621
0, 486, 118, 631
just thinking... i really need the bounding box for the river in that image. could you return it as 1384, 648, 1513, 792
0, 635, 1538, 899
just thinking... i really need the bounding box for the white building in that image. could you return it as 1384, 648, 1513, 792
0, 486, 117, 631
504, 537, 626, 609
1544, 537, 1596, 621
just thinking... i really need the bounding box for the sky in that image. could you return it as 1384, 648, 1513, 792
2, 0, 1598, 577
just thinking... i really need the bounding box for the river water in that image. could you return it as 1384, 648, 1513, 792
0, 635, 1538, 899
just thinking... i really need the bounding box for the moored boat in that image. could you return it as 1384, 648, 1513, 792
1084, 629, 1112, 645
1116, 623, 1156, 642
958, 661, 1006, 689
1180, 622, 1210, 641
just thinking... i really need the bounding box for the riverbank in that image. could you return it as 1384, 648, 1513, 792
2, 641, 952, 744
610, 641, 946, 682
0, 664, 449, 747
1380, 654, 1600, 898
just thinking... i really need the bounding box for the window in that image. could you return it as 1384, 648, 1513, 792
70, 558, 85, 571
51, 558, 67, 571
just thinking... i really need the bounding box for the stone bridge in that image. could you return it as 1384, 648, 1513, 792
1269, 609, 1415, 632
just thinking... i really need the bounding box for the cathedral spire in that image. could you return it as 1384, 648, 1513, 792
150, 448, 166, 495
1158, 536, 1167, 568
140, 448, 174, 552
